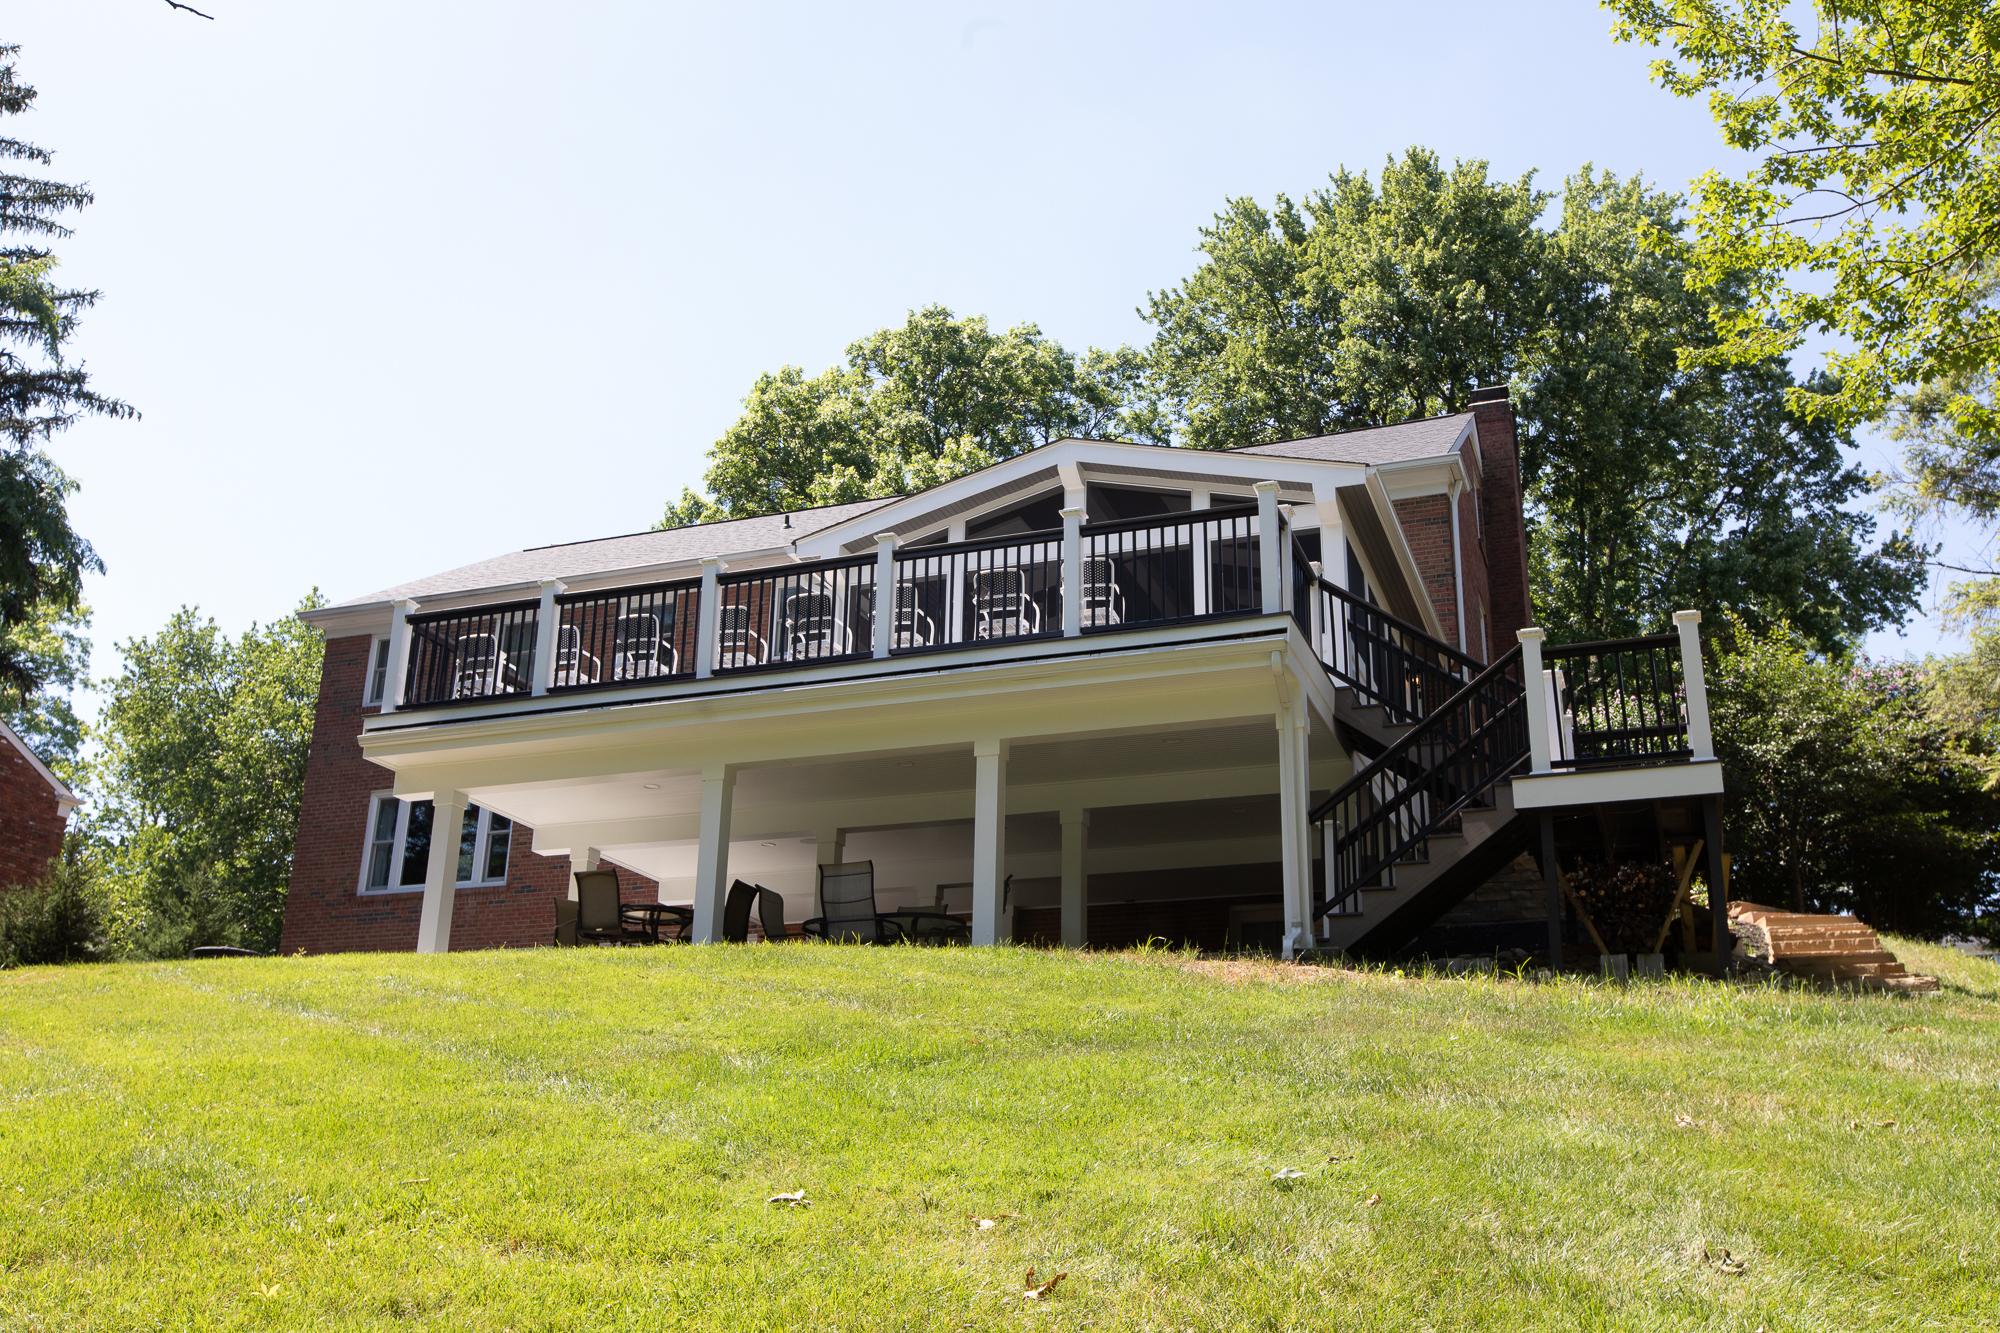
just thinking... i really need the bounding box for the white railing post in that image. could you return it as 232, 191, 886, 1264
1060, 506, 1085, 637
531, 578, 564, 696
1307, 560, 1326, 661
695, 557, 721, 679
1255, 481, 1282, 616
1518, 626, 1552, 774
381, 599, 415, 715
1673, 609, 1715, 761
1278, 504, 1296, 614
872, 533, 897, 659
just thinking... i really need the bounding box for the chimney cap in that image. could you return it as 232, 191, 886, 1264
1467, 384, 1510, 406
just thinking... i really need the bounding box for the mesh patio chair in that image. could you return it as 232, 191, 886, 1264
801, 860, 905, 943
972, 568, 1041, 640
891, 582, 935, 648
613, 613, 674, 681
1080, 557, 1125, 628
573, 867, 644, 945
722, 879, 761, 943
451, 633, 511, 699
715, 604, 769, 669
782, 590, 848, 660
553, 624, 600, 687
756, 886, 790, 941
552, 896, 580, 946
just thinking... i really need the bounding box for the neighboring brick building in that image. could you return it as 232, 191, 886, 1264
0, 720, 79, 895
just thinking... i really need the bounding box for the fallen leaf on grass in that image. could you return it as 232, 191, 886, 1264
1847, 1118, 1898, 1130
970, 1212, 1018, 1231
1703, 1246, 1746, 1275
767, 1190, 810, 1207
1363, 1192, 1381, 1208
1271, 1167, 1308, 1185
1673, 1113, 1699, 1129
1022, 1268, 1066, 1300
255, 1283, 283, 1300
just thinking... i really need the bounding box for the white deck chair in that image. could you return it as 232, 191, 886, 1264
1080, 557, 1125, 628
612, 613, 673, 680
451, 633, 511, 699
715, 603, 768, 669
891, 582, 935, 648
972, 568, 1041, 640
554, 624, 601, 686
782, 590, 849, 659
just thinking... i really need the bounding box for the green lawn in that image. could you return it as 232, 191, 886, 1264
3, 943, 1998, 1330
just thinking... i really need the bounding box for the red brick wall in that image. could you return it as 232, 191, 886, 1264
1470, 388, 1533, 643
0, 737, 69, 894
281, 633, 658, 954
1391, 493, 1459, 649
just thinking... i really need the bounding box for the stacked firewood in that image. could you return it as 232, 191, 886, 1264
1567, 861, 1678, 955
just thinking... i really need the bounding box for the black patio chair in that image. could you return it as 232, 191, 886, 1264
553, 897, 579, 946
722, 879, 760, 943
573, 867, 645, 945
756, 885, 790, 941
801, 860, 906, 943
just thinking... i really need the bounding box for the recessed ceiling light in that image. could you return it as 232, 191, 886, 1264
760, 841, 776, 848
641, 782, 661, 790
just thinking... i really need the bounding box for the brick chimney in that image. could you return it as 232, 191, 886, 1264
1467, 384, 1533, 644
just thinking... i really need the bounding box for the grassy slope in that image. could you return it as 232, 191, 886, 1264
2, 942, 1997, 1331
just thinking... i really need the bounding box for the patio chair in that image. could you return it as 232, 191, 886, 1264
715, 603, 769, 669
553, 624, 601, 687
451, 633, 511, 699
801, 860, 906, 943
891, 582, 936, 648
782, 590, 848, 660
573, 867, 644, 945
722, 879, 761, 943
553, 896, 580, 946
612, 613, 675, 681
1079, 557, 1125, 628
972, 568, 1041, 640
756, 885, 790, 941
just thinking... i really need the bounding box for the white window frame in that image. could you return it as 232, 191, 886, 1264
363, 635, 392, 707
356, 791, 513, 895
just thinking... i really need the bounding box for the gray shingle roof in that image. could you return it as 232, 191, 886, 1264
1231, 413, 1473, 466
332, 497, 897, 608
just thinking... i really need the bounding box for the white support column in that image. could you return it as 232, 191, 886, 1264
1519, 627, 1553, 774
531, 578, 564, 696
690, 763, 736, 942
416, 789, 467, 954
1060, 506, 1085, 637
1191, 491, 1212, 619
1673, 609, 1715, 761
1448, 478, 1467, 653
872, 533, 898, 659
971, 738, 1010, 946
568, 846, 600, 902
1255, 481, 1283, 615
815, 824, 846, 868
380, 600, 415, 715
695, 557, 722, 679
1275, 695, 1313, 958
1059, 806, 1089, 948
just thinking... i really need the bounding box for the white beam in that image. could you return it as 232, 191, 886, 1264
416, 789, 467, 953
690, 764, 736, 942
971, 738, 1010, 945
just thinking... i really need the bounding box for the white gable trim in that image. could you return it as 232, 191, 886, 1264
1, 719, 80, 813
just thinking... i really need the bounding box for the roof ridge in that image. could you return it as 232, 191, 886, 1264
1222, 411, 1471, 454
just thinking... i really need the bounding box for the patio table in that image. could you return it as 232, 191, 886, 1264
621, 903, 694, 943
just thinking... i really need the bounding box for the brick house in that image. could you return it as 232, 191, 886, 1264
283, 389, 1728, 964
0, 719, 80, 895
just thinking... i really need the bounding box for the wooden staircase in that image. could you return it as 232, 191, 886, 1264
1728, 903, 1938, 992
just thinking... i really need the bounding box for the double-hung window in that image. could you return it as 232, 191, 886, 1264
359, 793, 512, 893
364, 636, 392, 707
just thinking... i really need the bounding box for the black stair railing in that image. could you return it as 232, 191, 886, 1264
1312, 643, 1528, 918
1313, 576, 1482, 724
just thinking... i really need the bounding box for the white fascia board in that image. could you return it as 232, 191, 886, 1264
793, 438, 1366, 557
1511, 759, 1725, 809
1373, 453, 1469, 502
302, 603, 395, 640
1362, 471, 1449, 640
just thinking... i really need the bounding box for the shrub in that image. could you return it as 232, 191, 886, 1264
0, 859, 106, 968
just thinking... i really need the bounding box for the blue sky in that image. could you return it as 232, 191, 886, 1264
10, 0, 1961, 682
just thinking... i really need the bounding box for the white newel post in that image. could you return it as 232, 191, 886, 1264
1060, 506, 1085, 637
1673, 609, 1715, 761
1278, 504, 1296, 615
416, 789, 467, 953
1059, 806, 1089, 948
1307, 560, 1326, 659
971, 737, 1010, 946
695, 557, 721, 679
381, 599, 415, 715
1518, 627, 1552, 774
872, 533, 897, 659
1255, 481, 1282, 616
691, 763, 736, 942
532, 578, 563, 696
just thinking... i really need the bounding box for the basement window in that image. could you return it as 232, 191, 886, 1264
359, 793, 512, 893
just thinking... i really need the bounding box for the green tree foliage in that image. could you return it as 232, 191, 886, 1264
0, 857, 105, 968
89, 596, 324, 956
0, 47, 133, 695
1709, 618, 2000, 940
0, 597, 88, 785
663, 307, 1163, 526
1141, 149, 1923, 647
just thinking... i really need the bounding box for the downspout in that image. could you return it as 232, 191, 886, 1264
1449, 477, 1467, 653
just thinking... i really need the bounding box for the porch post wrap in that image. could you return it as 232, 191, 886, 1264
691, 764, 736, 943
1673, 609, 1715, 761
695, 557, 722, 680
1059, 806, 1089, 948
416, 788, 467, 954
381, 599, 416, 715
1060, 506, 1086, 638
971, 737, 1010, 946
569, 846, 599, 902
531, 578, 564, 697
872, 533, 897, 659
1255, 481, 1283, 615
1518, 627, 1552, 774
1278, 504, 1297, 614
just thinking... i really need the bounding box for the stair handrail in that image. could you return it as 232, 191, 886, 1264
1312, 642, 1529, 918
1313, 575, 1483, 724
